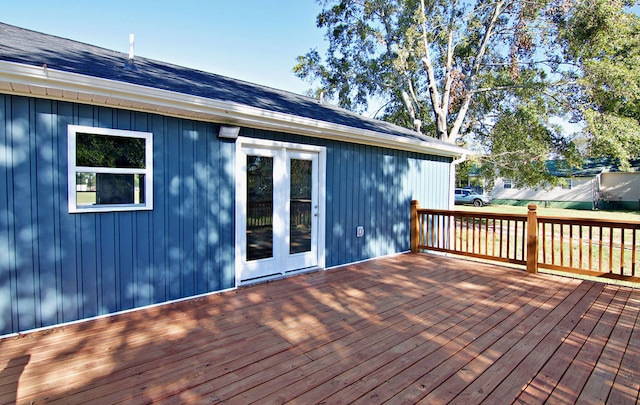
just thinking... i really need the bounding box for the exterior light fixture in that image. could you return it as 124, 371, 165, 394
218, 125, 241, 139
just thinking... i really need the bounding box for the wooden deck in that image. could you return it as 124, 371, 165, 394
1, 253, 639, 404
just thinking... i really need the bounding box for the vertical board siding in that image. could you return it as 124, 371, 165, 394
0, 95, 235, 335
1, 95, 452, 335
245, 128, 452, 269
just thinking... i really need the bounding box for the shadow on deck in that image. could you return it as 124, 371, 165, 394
0, 253, 638, 404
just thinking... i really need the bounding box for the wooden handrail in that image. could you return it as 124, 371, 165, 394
411, 207, 532, 220
411, 200, 640, 281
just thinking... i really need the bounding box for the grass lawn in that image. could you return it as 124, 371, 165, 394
455, 204, 640, 221
76, 191, 96, 205
450, 204, 639, 287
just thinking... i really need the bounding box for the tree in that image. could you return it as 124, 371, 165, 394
559, 0, 640, 170
294, 0, 637, 187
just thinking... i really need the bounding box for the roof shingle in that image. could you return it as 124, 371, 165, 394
0, 22, 458, 151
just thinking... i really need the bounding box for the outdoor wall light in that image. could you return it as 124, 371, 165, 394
218, 125, 241, 139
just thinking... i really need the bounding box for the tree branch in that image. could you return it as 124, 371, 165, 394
420, 0, 447, 139
450, 0, 506, 143
440, 0, 459, 129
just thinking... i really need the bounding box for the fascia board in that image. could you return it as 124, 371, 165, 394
0, 60, 468, 157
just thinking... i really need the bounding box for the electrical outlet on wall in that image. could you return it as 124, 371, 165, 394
356, 226, 365, 238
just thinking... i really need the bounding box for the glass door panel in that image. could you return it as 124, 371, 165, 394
290, 158, 312, 254
246, 155, 273, 261
237, 141, 323, 285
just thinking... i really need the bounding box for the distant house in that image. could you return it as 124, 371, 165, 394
489, 159, 640, 210
0, 23, 467, 335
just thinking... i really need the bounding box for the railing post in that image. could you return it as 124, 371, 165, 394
527, 204, 539, 274
411, 200, 419, 253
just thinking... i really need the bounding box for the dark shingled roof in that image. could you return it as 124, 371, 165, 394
0, 22, 456, 150
547, 158, 640, 177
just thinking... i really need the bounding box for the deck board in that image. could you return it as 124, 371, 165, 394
545, 286, 627, 405
0, 253, 638, 404
398, 278, 577, 404
514, 283, 614, 404
608, 298, 640, 405
382, 272, 580, 405
578, 287, 635, 403
481, 283, 612, 405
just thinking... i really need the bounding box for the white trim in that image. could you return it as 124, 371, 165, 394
324, 251, 409, 271
0, 286, 237, 340
0, 250, 409, 339
0, 60, 468, 158
236, 266, 323, 287
67, 125, 153, 213
285, 149, 320, 271
235, 137, 327, 286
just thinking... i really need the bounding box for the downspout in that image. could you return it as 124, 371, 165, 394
449, 153, 467, 210
593, 173, 602, 210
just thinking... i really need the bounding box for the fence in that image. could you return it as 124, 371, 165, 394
411, 200, 640, 282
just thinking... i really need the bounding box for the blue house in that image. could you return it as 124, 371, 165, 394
0, 23, 466, 335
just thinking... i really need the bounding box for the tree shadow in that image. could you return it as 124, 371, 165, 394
0, 354, 30, 404
2, 254, 621, 404
1, 256, 454, 403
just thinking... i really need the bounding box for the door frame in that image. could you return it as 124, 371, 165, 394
283, 149, 320, 272
234, 137, 326, 286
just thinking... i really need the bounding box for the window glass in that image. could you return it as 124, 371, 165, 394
75, 173, 146, 205
68, 125, 153, 213
76, 133, 145, 168
290, 158, 312, 254
246, 155, 274, 261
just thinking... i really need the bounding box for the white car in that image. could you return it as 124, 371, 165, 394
454, 188, 491, 207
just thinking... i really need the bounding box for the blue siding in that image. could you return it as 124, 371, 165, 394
1, 94, 452, 335
0, 95, 235, 335
243, 129, 452, 269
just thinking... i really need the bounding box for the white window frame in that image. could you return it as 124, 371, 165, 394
561, 178, 572, 190
68, 125, 153, 213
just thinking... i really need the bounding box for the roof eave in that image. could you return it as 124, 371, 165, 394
0, 60, 468, 158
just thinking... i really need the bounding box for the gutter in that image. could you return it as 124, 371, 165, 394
449, 153, 468, 210
451, 154, 468, 167
0, 60, 469, 158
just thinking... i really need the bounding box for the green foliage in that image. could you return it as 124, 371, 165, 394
559, 0, 640, 169
295, 0, 409, 114
296, 0, 640, 187
477, 102, 582, 188
584, 110, 640, 170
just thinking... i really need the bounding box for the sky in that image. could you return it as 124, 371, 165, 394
2, 1, 327, 95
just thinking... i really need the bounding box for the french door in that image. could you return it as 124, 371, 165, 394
236, 138, 325, 284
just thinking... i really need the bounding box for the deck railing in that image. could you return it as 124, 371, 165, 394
411, 200, 640, 282
247, 199, 312, 227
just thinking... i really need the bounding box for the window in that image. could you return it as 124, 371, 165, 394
503, 179, 513, 189
68, 125, 153, 213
